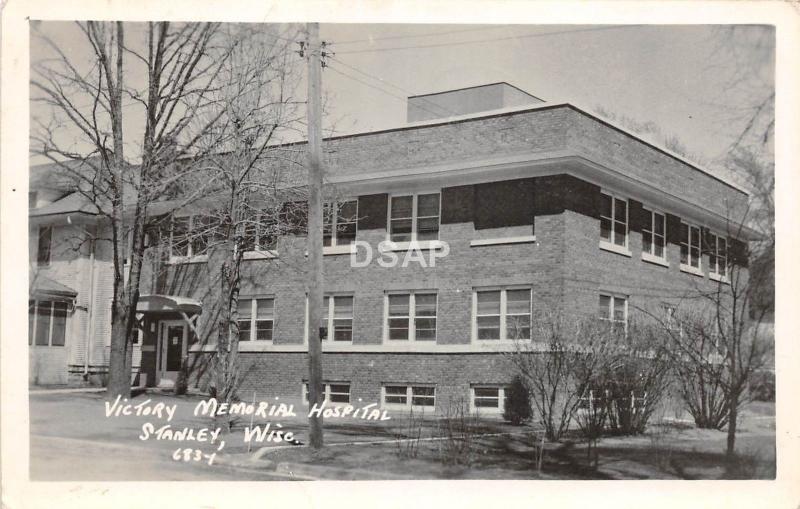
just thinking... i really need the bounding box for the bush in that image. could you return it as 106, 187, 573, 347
503, 375, 533, 425
749, 369, 775, 402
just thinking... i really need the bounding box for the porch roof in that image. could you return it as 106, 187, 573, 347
136, 294, 202, 315
30, 275, 78, 299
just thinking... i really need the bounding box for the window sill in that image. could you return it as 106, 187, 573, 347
709, 272, 730, 284
599, 240, 632, 257
323, 244, 356, 256
167, 255, 208, 265
680, 263, 704, 277
380, 240, 447, 252
237, 341, 276, 352
641, 252, 669, 268
470, 235, 536, 247
243, 250, 278, 260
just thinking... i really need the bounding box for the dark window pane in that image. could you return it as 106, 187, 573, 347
506, 289, 531, 315
35, 301, 51, 346
414, 317, 437, 340
238, 320, 251, 342
238, 299, 252, 318
51, 301, 67, 346
477, 291, 501, 315
255, 320, 273, 341
415, 294, 437, 316
614, 198, 627, 220
385, 386, 407, 404
416, 216, 439, 240
598, 295, 611, 319
390, 218, 412, 242
614, 220, 626, 246
333, 319, 352, 341
417, 193, 440, 217
600, 217, 612, 241
390, 196, 413, 219
654, 213, 665, 235
600, 193, 612, 217
477, 316, 501, 340
389, 294, 410, 316
37, 227, 52, 266
642, 231, 652, 253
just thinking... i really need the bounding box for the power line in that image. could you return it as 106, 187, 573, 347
337, 25, 643, 55
328, 56, 459, 117
325, 64, 452, 120
333, 26, 508, 46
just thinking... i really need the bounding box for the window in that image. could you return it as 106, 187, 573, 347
29, 300, 67, 347
321, 295, 354, 342
382, 385, 435, 410
386, 292, 437, 341
389, 193, 440, 242
598, 294, 627, 333
37, 226, 52, 267
642, 209, 666, 259
29, 191, 37, 209
600, 193, 628, 247
680, 222, 702, 269
237, 298, 274, 342
242, 212, 278, 252
324, 200, 358, 247
171, 215, 218, 259
474, 288, 532, 341
471, 386, 510, 413
708, 232, 727, 278
302, 382, 351, 404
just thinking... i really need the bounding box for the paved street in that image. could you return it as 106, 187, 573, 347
30, 434, 291, 481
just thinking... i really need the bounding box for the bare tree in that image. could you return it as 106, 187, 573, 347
162, 25, 308, 419
656, 217, 773, 457
31, 21, 239, 398
504, 309, 627, 441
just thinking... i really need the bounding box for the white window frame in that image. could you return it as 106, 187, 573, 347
470, 385, 509, 414
304, 294, 355, 343
641, 207, 668, 266
707, 231, 728, 282
169, 214, 210, 263
598, 293, 628, 335
383, 291, 438, 342
599, 191, 630, 256
324, 199, 358, 249
387, 192, 441, 244
680, 221, 703, 275
381, 384, 436, 411
302, 382, 351, 405
29, 299, 69, 347
241, 211, 278, 259
472, 286, 532, 342
237, 297, 275, 342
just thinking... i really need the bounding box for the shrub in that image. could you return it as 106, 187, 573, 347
503, 375, 533, 425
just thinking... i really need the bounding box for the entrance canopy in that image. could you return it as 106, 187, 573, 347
136, 295, 202, 315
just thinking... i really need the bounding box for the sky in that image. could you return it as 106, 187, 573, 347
30, 22, 775, 178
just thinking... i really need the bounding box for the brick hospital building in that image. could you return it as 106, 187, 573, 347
29, 83, 754, 414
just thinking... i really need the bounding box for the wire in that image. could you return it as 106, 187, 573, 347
333, 26, 509, 46
336, 25, 643, 55
325, 64, 452, 120
328, 56, 460, 117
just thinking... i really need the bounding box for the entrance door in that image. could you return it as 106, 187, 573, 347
158, 320, 187, 387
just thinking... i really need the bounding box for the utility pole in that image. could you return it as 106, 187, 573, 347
305, 22, 325, 450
